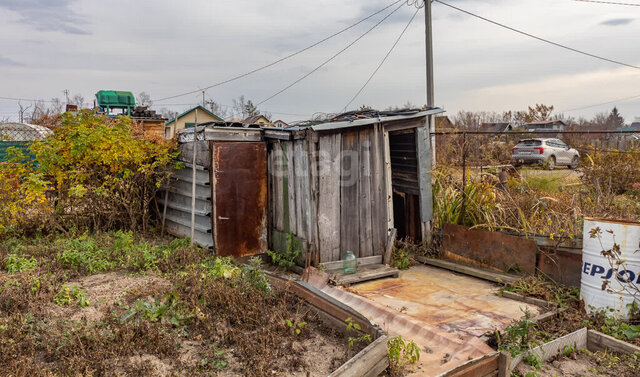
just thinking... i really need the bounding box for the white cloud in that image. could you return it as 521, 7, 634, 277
0, 0, 638, 122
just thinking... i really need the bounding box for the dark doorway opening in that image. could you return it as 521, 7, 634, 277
389, 130, 422, 242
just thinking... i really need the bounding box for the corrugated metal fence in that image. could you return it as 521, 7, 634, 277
160, 161, 213, 248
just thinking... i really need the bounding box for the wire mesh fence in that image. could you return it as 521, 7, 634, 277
431, 129, 640, 238
0, 122, 53, 161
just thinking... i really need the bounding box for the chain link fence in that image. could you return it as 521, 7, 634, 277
431, 129, 640, 237
0, 122, 53, 161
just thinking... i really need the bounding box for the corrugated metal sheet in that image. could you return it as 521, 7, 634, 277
161, 161, 214, 249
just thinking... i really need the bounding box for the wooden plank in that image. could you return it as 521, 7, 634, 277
498, 351, 510, 377
307, 135, 320, 265
319, 255, 383, 271
329, 335, 389, 377
510, 328, 587, 371
273, 146, 284, 232
294, 140, 307, 240
587, 329, 640, 355
332, 264, 399, 285
299, 139, 312, 252
341, 131, 360, 257
318, 134, 342, 262
437, 353, 500, 377
369, 123, 384, 257
285, 142, 297, 235
383, 130, 394, 242
383, 228, 397, 265
358, 129, 374, 257
500, 291, 555, 309
414, 255, 520, 284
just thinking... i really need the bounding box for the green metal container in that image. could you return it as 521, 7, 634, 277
343, 250, 357, 274
95, 90, 136, 116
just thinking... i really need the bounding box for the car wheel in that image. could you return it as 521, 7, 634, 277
545, 156, 556, 170
569, 156, 578, 169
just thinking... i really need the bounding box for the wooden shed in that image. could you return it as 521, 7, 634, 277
263, 109, 442, 264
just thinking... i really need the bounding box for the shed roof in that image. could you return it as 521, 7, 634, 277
274, 108, 444, 133
526, 119, 566, 126
0, 122, 53, 141
165, 105, 223, 126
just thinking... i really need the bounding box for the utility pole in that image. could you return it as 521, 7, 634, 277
62, 89, 70, 105
420, 0, 435, 242
202, 90, 205, 107
425, 0, 436, 167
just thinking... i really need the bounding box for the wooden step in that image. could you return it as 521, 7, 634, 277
329, 263, 399, 286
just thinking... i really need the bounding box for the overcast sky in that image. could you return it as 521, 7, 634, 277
1, 0, 639, 123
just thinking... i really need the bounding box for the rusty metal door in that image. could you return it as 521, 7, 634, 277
213, 142, 267, 257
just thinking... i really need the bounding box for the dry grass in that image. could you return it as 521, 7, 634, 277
433, 163, 640, 237
0, 232, 360, 376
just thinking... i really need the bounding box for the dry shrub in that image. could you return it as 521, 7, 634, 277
580, 147, 640, 195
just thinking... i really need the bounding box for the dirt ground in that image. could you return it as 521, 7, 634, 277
514, 349, 640, 377
46, 271, 356, 376
0, 234, 364, 377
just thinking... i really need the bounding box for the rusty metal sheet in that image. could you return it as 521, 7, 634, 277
310, 265, 535, 376
213, 142, 267, 257
538, 247, 582, 287
442, 223, 538, 274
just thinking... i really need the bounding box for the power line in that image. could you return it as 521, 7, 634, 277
560, 93, 640, 113
341, 6, 421, 112
152, 0, 405, 103
257, 1, 405, 107
434, 0, 640, 70
0, 96, 55, 103
572, 0, 640, 6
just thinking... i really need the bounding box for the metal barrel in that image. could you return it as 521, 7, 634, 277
581, 217, 640, 318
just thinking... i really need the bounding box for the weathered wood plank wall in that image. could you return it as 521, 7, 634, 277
267, 117, 427, 263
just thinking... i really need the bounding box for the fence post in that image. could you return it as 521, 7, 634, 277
460, 131, 467, 224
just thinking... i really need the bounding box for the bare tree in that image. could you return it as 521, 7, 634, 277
232, 95, 262, 119
50, 98, 64, 114
71, 94, 85, 108
137, 92, 153, 107
159, 107, 177, 120
205, 99, 229, 120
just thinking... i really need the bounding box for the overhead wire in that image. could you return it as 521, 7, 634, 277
560, 93, 640, 112
151, 0, 405, 102
572, 0, 640, 6
256, 1, 406, 107
434, 0, 640, 70
341, 5, 421, 112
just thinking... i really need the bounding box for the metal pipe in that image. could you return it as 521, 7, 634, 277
190, 108, 198, 247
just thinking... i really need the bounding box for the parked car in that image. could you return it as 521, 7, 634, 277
511, 138, 579, 170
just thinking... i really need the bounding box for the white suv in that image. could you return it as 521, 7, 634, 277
511, 138, 579, 170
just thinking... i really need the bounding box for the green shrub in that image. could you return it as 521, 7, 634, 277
54, 285, 90, 307
387, 335, 420, 376
120, 292, 190, 327
55, 235, 114, 274
267, 233, 300, 269
241, 257, 271, 293
390, 247, 410, 270
5, 253, 37, 274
